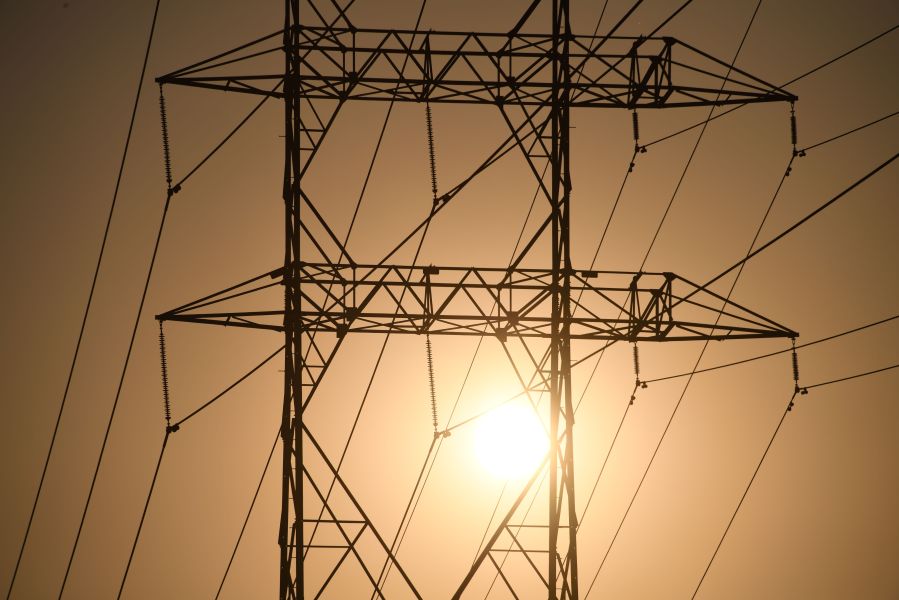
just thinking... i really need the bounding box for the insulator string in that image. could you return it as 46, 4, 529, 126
159, 84, 173, 193
158, 321, 172, 427
425, 102, 439, 203
426, 333, 439, 434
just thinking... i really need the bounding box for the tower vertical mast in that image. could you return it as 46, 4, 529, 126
155, 3, 799, 595
281, 1, 303, 597
549, 0, 578, 596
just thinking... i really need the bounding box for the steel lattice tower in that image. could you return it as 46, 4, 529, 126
156, 1, 797, 597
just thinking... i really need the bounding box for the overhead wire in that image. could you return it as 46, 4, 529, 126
688, 149, 897, 303
383, 171, 550, 589
351, 0, 655, 587
117, 339, 282, 596
691, 360, 899, 598
638, 0, 763, 271
586, 151, 792, 596
56, 82, 177, 600
276, 4, 449, 596
802, 363, 899, 391
690, 390, 798, 598
470, 1, 704, 591
642, 23, 899, 150
300, 0, 431, 559
116, 322, 176, 599
797, 108, 899, 154
371, 0, 636, 574
172, 346, 284, 429
101, 3, 895, 597
214, 429, 280, 600
643, 87, 898, 600
171, 80, 284, 193
385, 157, 554, 570
586, 39, 899, 598
4, 2, 164, 598
643, 314, 899, 385
466, 1, 713, 589
583, 2, 773, 594
428, 1, 622, 586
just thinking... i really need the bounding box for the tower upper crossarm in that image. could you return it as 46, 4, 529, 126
156, 27, 796, 108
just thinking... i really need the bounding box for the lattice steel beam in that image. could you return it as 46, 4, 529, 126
158, 26, 796, 108
158, 263, 796, 342
154, 1, 798, 597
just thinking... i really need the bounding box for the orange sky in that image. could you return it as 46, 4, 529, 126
1, 1, 897, 598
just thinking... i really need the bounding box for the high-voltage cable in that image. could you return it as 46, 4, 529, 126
214, 429, 280, 600
116, 322, 177, 599
642, 23, 899, 151
4, 3, 164, 598
644, 313, 899, 385
56, 61, 174, 600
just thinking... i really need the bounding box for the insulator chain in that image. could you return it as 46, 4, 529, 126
158, 321, 177, 432
425, 102, 439, 204
790, 339, 807, 410
628, 111, 646, 173
790, 103, 805, 159
631, 110, 647, 161
425, 333, 444, 438
632, 110, 640, 144
158, 84, 181, 196
630, 343, 646, 405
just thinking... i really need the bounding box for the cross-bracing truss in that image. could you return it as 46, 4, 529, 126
156, 1, 797, 598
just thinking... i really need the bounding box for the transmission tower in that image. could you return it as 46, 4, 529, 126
156, 1, 797, 597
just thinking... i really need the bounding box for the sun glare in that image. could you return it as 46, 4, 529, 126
474, 402, 548, 480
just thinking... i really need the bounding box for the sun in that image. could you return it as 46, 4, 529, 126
474, 402, 549, 480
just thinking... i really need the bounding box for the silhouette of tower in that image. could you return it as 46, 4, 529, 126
157, 1, 796, 597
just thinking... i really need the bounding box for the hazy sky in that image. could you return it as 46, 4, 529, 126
1, 1, 897, 598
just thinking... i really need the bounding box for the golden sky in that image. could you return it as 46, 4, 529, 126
1, 1, 897, 598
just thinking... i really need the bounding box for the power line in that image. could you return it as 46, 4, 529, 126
370, 0, 652, 577
214, 429, 280, 600
803, 363, 899, 391
116, 431, 170, 600
56, 87, 177, 600
174, 346, 284, 428
58, 194, 173, 600
172, 81, 282, 192
643, 314, 899, 384
691, 391, 797, 598
584, 4, 776, 594
587, 149, 898, 598
639, 0, 762, 271
692, 150, 898, 301
4, 2, 164, 598
302, 0, 431, 562
693, 359, 899, 597
643, 23, 899, 150
799, 109, 899, 153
